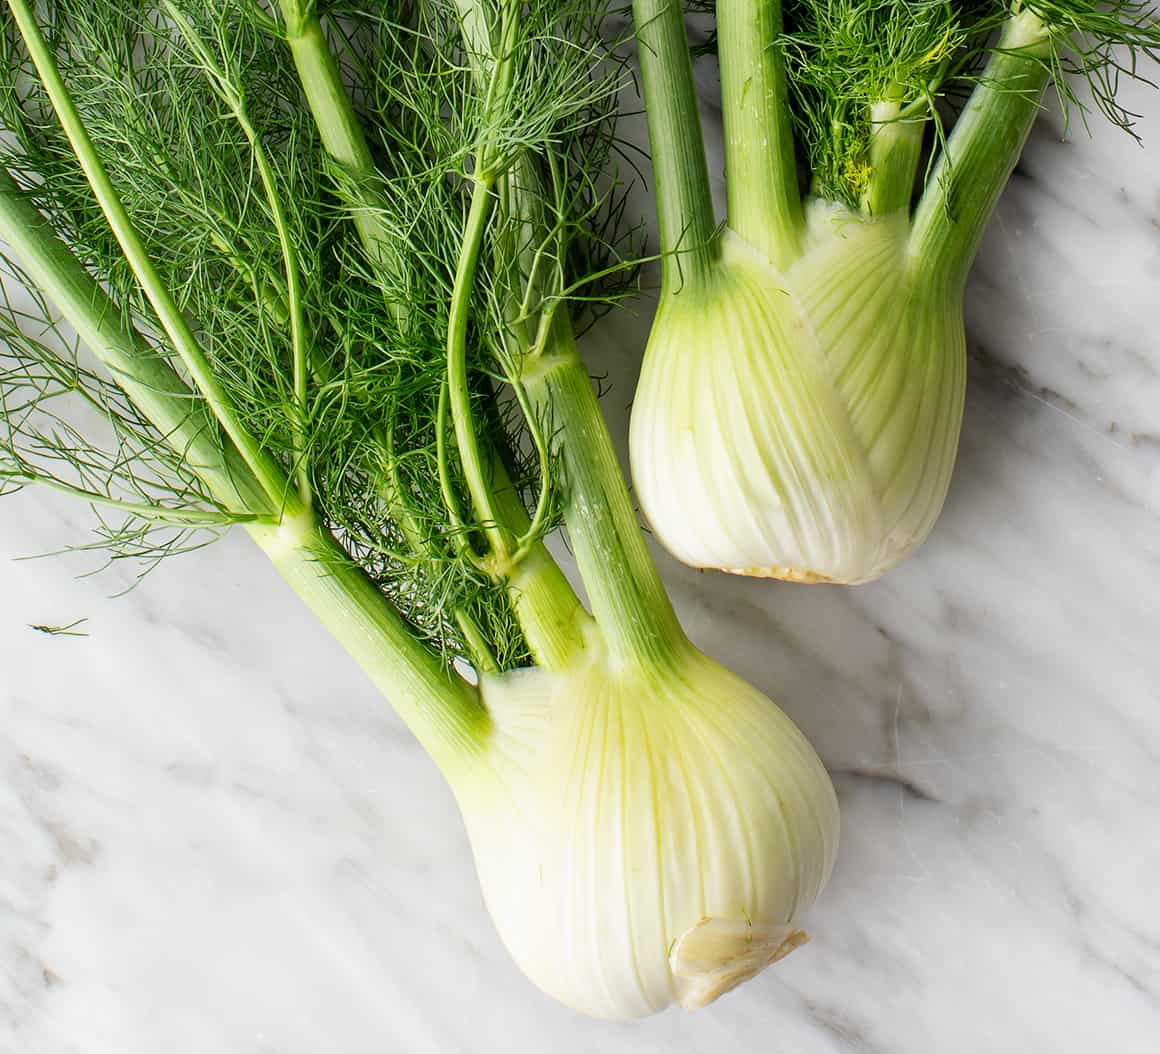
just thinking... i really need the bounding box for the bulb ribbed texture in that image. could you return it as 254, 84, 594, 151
451, 640, 838, 1019
630, 205, 966, 583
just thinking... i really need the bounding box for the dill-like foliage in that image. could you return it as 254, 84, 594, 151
1024, 0, 1160, 132
687, 0, 1159, 207
779, 0, 984, 203
785, 0, 1160, 205
0, 0, 634, 668
0, 252, 244, 574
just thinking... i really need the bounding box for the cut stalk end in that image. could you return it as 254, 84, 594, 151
670, 917, 810, 1010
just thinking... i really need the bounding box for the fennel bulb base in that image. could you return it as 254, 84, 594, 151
722, 564, 835, 584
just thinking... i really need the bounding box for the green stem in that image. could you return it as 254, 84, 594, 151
454, 612, 500, 675
256, 129, 311, 508
453, 0, 670, 666
488, 455, 592, 671
497, 157, 544, 348
861, 98, 925, 218
9, 476, 255, 526
283, 0, 587, 670
446, 178, 512, 559
716, 0, 803, 267
453, 0, 496, 80
507, 546, 592, 670
278, 2, 403, 319
447, 0, 591, 671
0, 167, 269, 516
631, 0, 718, 291
6, 0, 292, 512
908, 12, 1052, 292
250, 515, 489, 772
163, 0, 313, 507
525, 318, 686, 668
443, 179, 593, 667
0, 174, 483, 765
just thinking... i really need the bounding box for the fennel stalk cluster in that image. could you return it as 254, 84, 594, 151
0, 0, 835, 1021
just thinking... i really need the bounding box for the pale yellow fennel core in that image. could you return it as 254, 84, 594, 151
669, 916, 811, 1010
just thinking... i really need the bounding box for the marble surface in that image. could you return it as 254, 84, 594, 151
3, 56, 1160, 1054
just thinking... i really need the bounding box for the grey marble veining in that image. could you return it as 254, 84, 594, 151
2, 49, 1159, 1054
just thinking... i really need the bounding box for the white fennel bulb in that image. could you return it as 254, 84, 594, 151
630, 205, 965, 584
450, 636, 839, 1020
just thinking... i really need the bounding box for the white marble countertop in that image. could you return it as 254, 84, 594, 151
3, 60, 1159, 1054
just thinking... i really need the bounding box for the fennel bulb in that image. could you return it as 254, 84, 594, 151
628, 0, 1159, 583
631, 210, 964, 583
459, 639, 838, 1019
0, 0, 838, 1020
